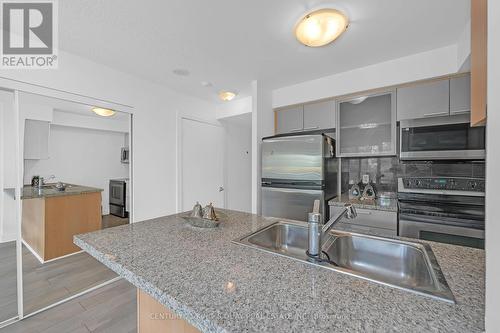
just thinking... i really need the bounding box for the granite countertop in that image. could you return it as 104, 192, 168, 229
329, 193, 398, 212
74, 209, 484, 333
22, 183, 103, 199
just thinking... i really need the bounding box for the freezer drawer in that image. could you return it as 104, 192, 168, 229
262, 187, 325, 222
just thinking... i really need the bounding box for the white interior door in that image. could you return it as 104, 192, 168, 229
181, 118, 225, 211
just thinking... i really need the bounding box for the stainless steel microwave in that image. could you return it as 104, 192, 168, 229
400, 119, 485, 160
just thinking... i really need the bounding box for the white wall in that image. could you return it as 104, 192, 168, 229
0, 50, 218, 222
486, 0, 499, 331
272, 45, 460, 108
221, 114, 252, 213
251, 81, 273, 214
52, 110, 129, 133
23, 125, 129, 215
216, 96, 252, 119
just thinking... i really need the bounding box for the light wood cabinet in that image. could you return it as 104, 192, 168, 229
22, 192, 102, 262
471, 0, 487, 126
396, 79, 450, 121
450, 74, 471, 116
137, 289, 200, 333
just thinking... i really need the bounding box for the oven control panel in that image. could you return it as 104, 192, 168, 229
401, 177, 485, 192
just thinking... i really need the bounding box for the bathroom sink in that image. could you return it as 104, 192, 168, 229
233, 221, 455, 303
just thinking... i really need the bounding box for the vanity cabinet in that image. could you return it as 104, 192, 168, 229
275, 100, 335, 134
450, 74, 471, 116
396, 79, 450, 121
336, 91, 396, 157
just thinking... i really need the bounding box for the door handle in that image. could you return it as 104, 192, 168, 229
289, 128, 303, 132
450, 109, 470, 115
303, 126, 319, 130
219, 187, 224, 192
423, 111, 449, 118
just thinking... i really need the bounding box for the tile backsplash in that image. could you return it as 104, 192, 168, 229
340, 157, 485, 194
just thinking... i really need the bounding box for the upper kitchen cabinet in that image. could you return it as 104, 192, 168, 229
337, 91, 396, 157
303, 100, 335, 131
470, 0, 487, 126
275, 105, 303, 134
397, 79, 450, 121
24, 119, 50, 160
450, 74, 471, 116
275, 100, 335, 135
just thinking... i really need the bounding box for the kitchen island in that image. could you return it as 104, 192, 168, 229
74, 209, 485, 333
22, 184, 103, 262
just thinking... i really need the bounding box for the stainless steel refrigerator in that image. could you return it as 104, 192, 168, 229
261, 133, 338, 222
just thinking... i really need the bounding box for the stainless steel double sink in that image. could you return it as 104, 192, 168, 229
233, 220, 455, 303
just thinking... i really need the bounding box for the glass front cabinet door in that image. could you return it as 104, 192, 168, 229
336, 90, 396, 157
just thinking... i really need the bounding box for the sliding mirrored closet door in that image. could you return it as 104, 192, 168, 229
18, 92, 132, 315
0, 90, 19, 324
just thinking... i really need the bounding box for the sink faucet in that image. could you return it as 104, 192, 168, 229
307, 202, 357, 260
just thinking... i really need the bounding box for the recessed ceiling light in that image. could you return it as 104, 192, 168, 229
219, 91, 237, 101
295, 9, 349, 47
172, 68, 190, 76
92, 107, 116, 117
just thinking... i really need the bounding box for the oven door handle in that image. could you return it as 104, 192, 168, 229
399, 214, 485, 239
398, 213, 434, 223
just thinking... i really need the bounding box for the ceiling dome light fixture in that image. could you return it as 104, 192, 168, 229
219, 91, 237, 101
295, 8, 349, 47
92, 107, 116, 117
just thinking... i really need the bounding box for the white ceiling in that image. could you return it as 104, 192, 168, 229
59, 0, 469, 103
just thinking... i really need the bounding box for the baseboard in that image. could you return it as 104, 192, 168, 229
21, 238, 86, 264
0, 233, 17, 243
21, 239, 45, 264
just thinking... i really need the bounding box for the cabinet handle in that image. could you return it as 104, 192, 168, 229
423, 111, 449, 118
450, 109, 471, 115
303, 126, 319, 130
289, 129, 303, 132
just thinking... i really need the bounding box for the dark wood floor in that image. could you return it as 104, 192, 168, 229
2, 279, 137, 333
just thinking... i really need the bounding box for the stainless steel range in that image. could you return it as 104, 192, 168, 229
398, 177, 485, 249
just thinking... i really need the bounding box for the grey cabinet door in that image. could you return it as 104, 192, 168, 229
397, 79, 450, 120
303, 100, 335, 131
337, 91, 396, 157
450, 75, 471, 116
276, 105, 303, 134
